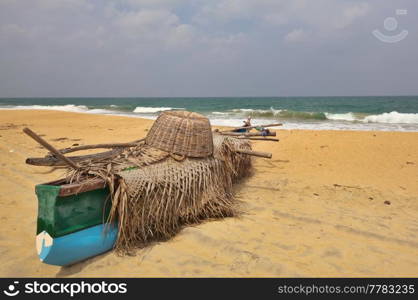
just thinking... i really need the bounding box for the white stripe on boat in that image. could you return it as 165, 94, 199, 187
36, 231, 53, 256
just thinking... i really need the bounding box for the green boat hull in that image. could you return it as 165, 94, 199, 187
36, 179, 111, 238
35, 179, 117, 266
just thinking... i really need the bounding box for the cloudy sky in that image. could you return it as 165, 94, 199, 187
0, 0, 417, 97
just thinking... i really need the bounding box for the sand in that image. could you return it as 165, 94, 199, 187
0, 110, 417, 277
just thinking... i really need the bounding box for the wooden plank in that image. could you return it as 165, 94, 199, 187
59, 179, 107, 196
23, 128, 80, 169
57, 138, 145, 155
36, 178, 107, 196
26, 149, 123, 166
220, 131, 276, 137
235, 149, 272, 159
238, 137, 279, 142
220, 123, 282, 132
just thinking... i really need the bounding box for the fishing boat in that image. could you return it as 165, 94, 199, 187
24, 113, 277, 266
35, 178, 117, 266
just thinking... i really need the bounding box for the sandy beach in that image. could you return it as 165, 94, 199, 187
0, 110, 417, 277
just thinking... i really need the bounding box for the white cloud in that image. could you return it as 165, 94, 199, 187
0, 0, 417, 97
289, 1, 371, 32
116, 9, 179, 34
120, 0, 187, 8
284, 29, 307, 43
29, 0, 93, 12
0, 23, 27, 36
336, 3, 370, 29
193, 0, 371, 33
263, 13, 289, 26
113, 8, 200, 51
166, 24, 196, 47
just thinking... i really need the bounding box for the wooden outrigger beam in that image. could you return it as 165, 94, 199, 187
220, 123, 282, 133
220, 131, 276, 137
26, 149, 123, 167
237, 137, 279, 142
235, 149, 272, 159
23, 128, 80, 169
57, 138, 145, 154
25, 133, 146, 167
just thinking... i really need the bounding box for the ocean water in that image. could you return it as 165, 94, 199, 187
1, 96, 418, 131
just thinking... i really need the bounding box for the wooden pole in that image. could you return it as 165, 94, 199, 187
23, 128, 80, 169
238, 137, 279, 142
58, 139, 144, 155
26, 149, 123, 166
235, 149, 272, 159
220, 123, 282, 132
220, 131, 276, 137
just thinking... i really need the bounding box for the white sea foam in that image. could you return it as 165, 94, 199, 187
230, 107, 283, 117
133, 106, 182, 113
325, 112, 358, 121
0, 104, 90, 113
0, 104, 126, 116
211, 111, 229, 115
231, 108, 276, 113
231, 108, 256, 112
88, 108, 119, 114
363, 111, 418, 124
207, 117, 417, 132
1, 105, 417, 131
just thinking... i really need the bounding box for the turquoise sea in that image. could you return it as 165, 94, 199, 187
1, 96, 418, 131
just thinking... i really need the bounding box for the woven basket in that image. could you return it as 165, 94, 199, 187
145, 111, 213, 158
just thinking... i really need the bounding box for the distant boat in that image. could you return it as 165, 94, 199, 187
35, 179, 117, 266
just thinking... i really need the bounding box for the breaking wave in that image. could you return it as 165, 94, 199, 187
0, 104, 90, 113
231, 108, 327, 120
1, 105, 417, 130
325, 112, 358, 121
363, 111, 418, 124
133, 106, 183, 113
228, 109, 418, 124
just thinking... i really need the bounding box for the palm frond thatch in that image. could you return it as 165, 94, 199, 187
65, 134, 252, 254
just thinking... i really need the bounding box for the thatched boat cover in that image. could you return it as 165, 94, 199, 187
108, 135, 251, 253
65, 111, 253, 254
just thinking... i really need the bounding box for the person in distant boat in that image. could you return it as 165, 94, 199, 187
243, 116, 252, 128
258, 127, 270, 137
233, 116, 252, 133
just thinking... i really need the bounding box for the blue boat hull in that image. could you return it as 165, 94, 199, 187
36, 223, 118, 266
